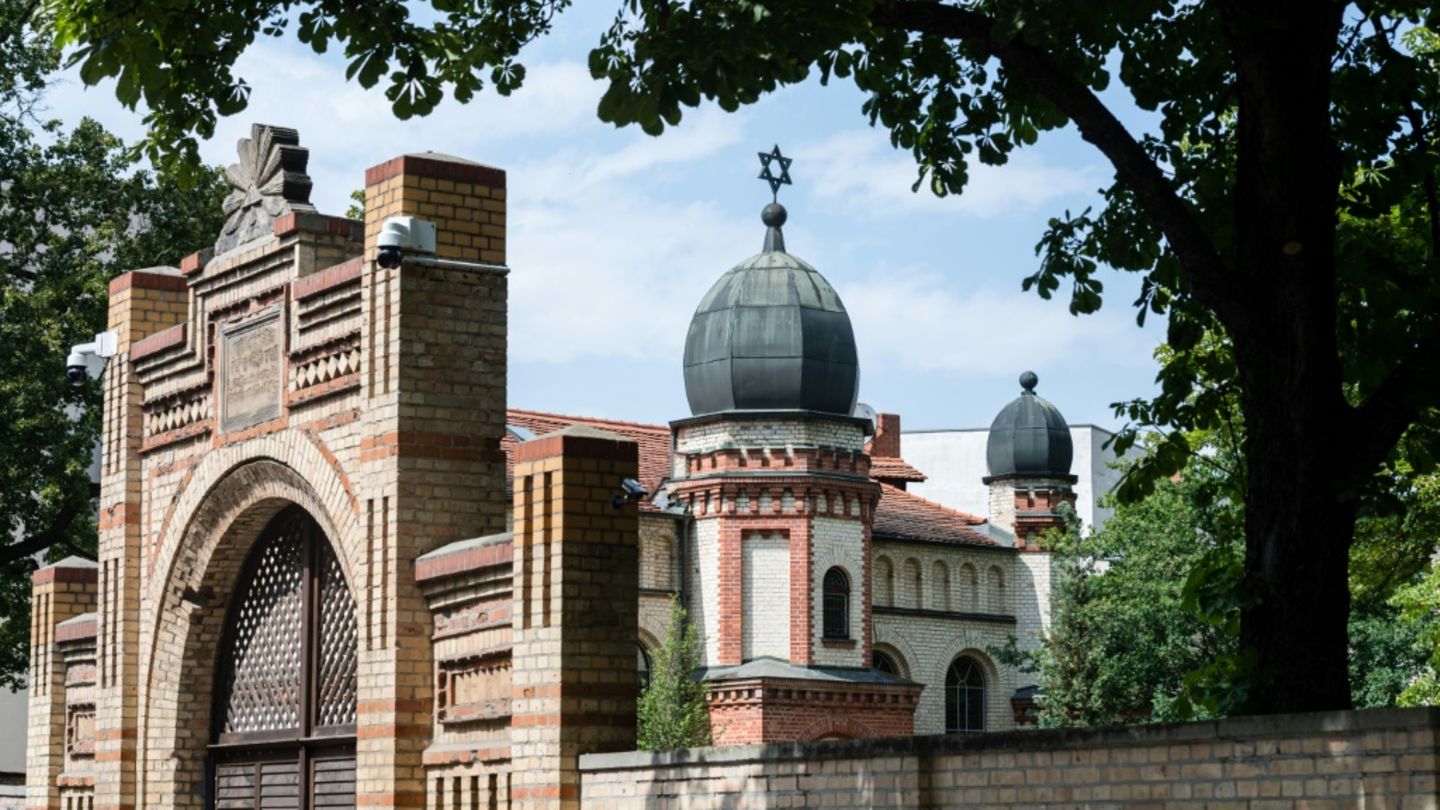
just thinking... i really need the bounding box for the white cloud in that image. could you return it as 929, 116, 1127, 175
802, 130, 1104, 219
505, 108, 756, 364
837, 266, 1155, 376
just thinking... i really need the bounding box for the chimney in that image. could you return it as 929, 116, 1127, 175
871, 412, 902, 459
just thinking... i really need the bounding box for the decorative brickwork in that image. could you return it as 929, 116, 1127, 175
26, 559, 96, 810
27, 132, 522, 810
509, 427, 640, 808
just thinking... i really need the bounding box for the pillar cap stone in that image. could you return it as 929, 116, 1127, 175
32, 555, 98, 586
515, 424, 638, 464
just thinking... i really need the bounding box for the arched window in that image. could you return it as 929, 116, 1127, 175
872, 650, 900, 676
212, 506, 357, 805
822, 567, 850, 639
874, 556, 894, 606
637, 644, 652, 690
945, 657, 986, 733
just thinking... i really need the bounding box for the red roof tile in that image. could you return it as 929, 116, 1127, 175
502, 409, 994, 544
504, 409, 672, 509
869, 457, 927, 483
872, 483, 996, 546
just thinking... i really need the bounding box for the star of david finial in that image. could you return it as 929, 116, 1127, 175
757, 144, 793, 202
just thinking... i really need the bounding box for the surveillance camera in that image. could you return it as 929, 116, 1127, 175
611, 477, 650, 510
64, 330, 118, 386
376, 216, 438, 270
377, 244, 403, 269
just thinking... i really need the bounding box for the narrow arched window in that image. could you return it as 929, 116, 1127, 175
637, 644, 652, 690
945, 657, 986, 733
822, 567, 849, 639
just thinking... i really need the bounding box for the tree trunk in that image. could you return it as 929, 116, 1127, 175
1234, 334, 1356, 712
1224, 1, 1353, 713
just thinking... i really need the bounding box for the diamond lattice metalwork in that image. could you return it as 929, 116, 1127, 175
316, 543, 357, 728
223, 517, 304, 735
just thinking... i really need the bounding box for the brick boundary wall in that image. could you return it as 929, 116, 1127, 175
578, 707, 1439, 808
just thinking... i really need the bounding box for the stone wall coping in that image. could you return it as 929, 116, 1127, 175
131, 323, 187, 361
293, 256, 364, 300
578, 707, 1440, 772
273, 211, 364, 242
415, 532, 514, 583
55, 613, 98, 643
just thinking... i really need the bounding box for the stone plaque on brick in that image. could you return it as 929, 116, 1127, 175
220, 307, 284, 433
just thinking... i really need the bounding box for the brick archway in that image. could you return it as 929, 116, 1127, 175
138, 447, 362, 809
798, 715, 877, 741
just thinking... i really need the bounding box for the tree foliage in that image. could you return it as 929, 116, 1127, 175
45, 0, 1440, 711
1001, 466, 1242, 727
0, 3, 228, 688
637, 598, 710, 750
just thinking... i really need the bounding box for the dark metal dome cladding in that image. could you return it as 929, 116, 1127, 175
985, 371, 1074, 479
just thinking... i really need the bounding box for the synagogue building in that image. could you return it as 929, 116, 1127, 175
25, 126, 1080, 809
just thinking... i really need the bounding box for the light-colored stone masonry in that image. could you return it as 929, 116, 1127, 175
741, 531, 790, 661
579, 707, 1440, 809
869, 538, 1030, 734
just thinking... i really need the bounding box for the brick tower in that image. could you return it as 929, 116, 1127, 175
983, 370, 1077, 723
670, 194, 920, 744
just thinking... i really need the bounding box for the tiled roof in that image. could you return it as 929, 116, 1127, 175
502, 409, 995, 544
872, 483, 997, 547
869, 456, 927, 482
504, 409, 673, 509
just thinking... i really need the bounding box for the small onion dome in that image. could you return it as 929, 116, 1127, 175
683, 203, 860, 416
985, 371, 1075, 479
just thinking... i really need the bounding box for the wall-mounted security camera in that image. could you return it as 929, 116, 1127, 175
611, 477, 649, 510
376, 216, 438, 269
65, 330, 118, 387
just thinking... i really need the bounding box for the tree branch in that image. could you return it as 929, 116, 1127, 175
869, 1, 1233, 313
1349, 336, 1440, 476
0, 502, 82, 569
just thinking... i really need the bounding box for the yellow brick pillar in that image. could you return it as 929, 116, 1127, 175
26, 558, 98, 810
92, 269, 188, 810
510, 426, 640, 809
356, 154, 509, 808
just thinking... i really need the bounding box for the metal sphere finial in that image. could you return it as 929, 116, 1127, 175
1020, 370, 1039, 392
761, 202, 788, 228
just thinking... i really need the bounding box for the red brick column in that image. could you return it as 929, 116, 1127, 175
27, 559, 98, 810
716, 520, 742, 665
357, 153, 509, 809
510, 427, 639, 810
787, 520, 813, 665
94, 270, 188, 810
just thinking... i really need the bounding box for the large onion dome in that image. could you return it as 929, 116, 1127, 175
985, 371, 1075, 480
682, 203, 860, 416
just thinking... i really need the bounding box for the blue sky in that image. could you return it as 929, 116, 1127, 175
41, 5, 1166, 431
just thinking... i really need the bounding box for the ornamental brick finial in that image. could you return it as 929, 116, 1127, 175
215, 124, 316, 255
